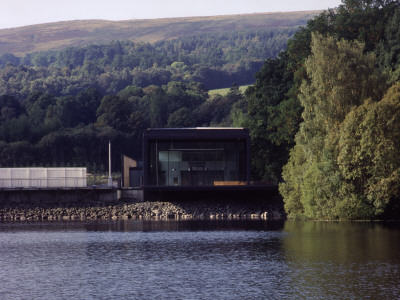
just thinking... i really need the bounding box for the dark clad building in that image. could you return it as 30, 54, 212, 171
143, 128, 250, 189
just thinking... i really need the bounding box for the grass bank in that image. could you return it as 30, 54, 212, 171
208, 85, 251, 96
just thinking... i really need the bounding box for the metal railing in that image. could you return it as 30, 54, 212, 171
0, 175, 122, 189
0, 177, 86, 188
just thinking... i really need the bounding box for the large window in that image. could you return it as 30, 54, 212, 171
146, 140, 247, 186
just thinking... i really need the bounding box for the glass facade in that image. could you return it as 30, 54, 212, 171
146, 139, 248, 187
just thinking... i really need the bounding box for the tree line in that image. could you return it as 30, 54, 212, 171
0, 28, 297, 173
0, 81, 245, 172
233, 0, 400, 219
0, 28, 297, 99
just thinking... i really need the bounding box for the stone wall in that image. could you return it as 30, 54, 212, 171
0, 196, 285, 221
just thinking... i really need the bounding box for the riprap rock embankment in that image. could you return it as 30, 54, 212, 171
0, 198, 285, 221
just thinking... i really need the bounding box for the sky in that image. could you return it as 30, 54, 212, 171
0, 0, 343, 29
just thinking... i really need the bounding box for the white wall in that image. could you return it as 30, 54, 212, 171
0, 168, 87, 188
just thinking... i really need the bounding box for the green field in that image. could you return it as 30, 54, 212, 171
208, 85, 251, 96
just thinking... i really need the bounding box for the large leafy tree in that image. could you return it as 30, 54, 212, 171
166, 107, 195, 128
338, 82, 400, 218
280, 34, 386, 219
196, 84, 244, 127
235, 53, 296, 181
76, 87, 103, 124
96, 95, 141, 132
146, 86, 168, 128
245, 0, 400, 184
0, 95, 24, 121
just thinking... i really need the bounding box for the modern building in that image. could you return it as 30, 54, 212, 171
121, 127, 278, 201
142, 128, 250, 190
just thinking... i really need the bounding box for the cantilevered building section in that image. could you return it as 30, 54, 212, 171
143, 128, 250, 189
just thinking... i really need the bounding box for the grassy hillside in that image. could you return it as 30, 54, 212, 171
0, 11, 321, 56
208, 85, 251, 96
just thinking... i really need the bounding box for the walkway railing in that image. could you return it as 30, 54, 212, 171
0, 175, 121, 189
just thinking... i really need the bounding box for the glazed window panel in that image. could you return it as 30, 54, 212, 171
146, 139, 248, 186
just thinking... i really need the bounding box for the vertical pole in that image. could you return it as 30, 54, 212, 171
156, 139, 159, 186
246, 135, 251, 185
121, 154, 125, 188
108, 140, 112, 187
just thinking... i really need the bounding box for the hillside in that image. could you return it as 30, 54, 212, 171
0, 11, 321, 56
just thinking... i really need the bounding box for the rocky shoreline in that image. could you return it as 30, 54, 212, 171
0, 197, 285, 221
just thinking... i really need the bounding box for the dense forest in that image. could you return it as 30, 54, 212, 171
233, 0, 400, 219
0, 29, 294, 172
0, 28, 296, 95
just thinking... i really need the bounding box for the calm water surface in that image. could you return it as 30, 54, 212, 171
0, 220, 399, 299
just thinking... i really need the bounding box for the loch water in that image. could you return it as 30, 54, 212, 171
0, 219, 399, 299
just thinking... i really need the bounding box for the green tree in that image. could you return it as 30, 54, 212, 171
166, 107, 195, 128
238, 53, 295, 181
0, 114, 31, 143
0, 95, 24, 121
37, 131, 70, 164
45, 96, 85, 128
376, 6, 400, 84
117, 85, 144, 100
338, 82, 400, 218
280, 34, 385, 219
24, 92, 57, 126
146, 86, 168, 128
0, 141, 36, 166
76, 87, 103, 124
96, 95, 134, 131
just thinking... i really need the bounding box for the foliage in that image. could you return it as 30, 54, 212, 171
338, 83, 400, 218
0, 79, 214, 170
195, 84, 244, 127
280, 33, 398, 220
1, 27, 291, 170
166, 107, 196, 128
227, 0, 400, 219
233, 52, 297, 181
0, 29, 298, 100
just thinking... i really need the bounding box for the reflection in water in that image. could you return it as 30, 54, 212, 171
282, 221, 400, 299
0, 220, 399, 299
84, 219, 286, 232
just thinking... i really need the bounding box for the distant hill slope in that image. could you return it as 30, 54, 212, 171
0, 11, 320, 56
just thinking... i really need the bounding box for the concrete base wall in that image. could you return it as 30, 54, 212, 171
144, 188, 278, 202
118, 189, 144, 202
0, 187, 276, 207
0, 188, 117, 205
